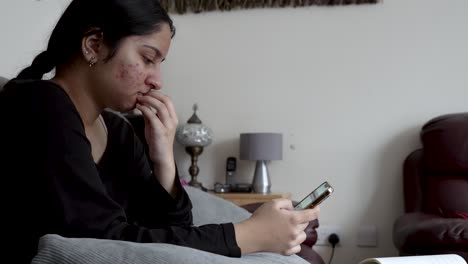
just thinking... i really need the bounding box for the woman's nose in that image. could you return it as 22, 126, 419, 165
145, 69, 162, 90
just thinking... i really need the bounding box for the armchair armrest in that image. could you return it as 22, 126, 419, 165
393, 212, 468, 253
241, 202, 324, 264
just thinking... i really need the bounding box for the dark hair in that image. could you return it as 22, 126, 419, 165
17, 0, 175, 80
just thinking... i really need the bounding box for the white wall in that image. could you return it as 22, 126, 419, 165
167, 1, 468, 262
0, 0, 68, 77
1, 0, 468, 263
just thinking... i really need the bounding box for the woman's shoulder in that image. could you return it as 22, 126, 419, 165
3, 78, 62, 91
1, 78, 72, 104
0, 78, 79, 120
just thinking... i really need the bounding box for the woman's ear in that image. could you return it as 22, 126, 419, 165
81, 28, 105, 65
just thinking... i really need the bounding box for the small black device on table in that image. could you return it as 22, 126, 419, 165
214, 157, 252, 193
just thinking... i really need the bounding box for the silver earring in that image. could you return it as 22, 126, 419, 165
89, 57, 96, 67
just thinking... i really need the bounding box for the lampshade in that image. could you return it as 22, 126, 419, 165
239, 133, 282, 194
240, 133, 283, 161
176, 123, 213, 147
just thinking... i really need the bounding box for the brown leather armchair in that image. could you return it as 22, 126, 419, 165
242, 202, 325, 264
393, 113, 468, 261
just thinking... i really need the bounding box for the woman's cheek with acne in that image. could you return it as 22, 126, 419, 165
115, 62, 146, 92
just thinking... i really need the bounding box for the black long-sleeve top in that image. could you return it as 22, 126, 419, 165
0, 79, 240, 263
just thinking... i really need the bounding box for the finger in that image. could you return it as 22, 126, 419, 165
272, 199, 294, 210
146, 90, 178, 122
291, 209, 318, 225
143, 94, 177, 128
136, 103, 164, 131
137, 96, 172, 127
308, 206, 320, 219
296, 231, 307, 244
136, 103, 155, 123
289, 224, 308, 241
297, 222, 309, 232
283, 245, 301, 256
137, 98, 157, 114
314, 206, 320, 214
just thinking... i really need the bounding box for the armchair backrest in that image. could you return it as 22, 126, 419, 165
403, 149, 424, 212
0, 76, 8, 91
403, 113, 468, 216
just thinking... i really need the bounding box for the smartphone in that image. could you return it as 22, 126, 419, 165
294, 181, 334, 210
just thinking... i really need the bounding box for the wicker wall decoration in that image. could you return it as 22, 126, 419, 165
160, 0, 381, 14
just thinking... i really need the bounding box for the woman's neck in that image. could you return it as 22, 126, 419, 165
51, 64, 103, 127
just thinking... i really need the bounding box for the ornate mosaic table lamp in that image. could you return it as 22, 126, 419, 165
176, 104, 213, 191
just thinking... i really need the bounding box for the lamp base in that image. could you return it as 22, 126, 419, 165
189, 179, 207, 191
252, 160, 271, 194
186, 146, 207, 192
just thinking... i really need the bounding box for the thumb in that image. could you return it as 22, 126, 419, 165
274, 199, 294, 210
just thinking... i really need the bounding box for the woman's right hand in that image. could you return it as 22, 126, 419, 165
234, 199, 319, 255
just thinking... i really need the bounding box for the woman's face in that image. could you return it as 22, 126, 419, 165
92, 23, 172, 112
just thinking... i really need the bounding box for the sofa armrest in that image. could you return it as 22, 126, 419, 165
393, 212, 468, 253
34, 234, 313, 264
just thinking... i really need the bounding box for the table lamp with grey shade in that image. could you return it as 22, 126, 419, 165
240, 133, 283, 194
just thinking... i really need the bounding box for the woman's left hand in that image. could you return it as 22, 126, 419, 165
136, 90, 178, 193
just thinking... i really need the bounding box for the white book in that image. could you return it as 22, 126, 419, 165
359, 254, 466, 264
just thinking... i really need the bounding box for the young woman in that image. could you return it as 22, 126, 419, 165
0, 0, 319, 262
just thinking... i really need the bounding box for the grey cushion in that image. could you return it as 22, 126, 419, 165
31, 186, 308, 264
32, 234, 308, 264
185, 186, 251, 225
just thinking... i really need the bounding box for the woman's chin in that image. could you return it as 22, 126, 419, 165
125, 104, 142, 115
107, 104, 134, 114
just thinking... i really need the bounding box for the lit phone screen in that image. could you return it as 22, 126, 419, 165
295, 184, 327, 210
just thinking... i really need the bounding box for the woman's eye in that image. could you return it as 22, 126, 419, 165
143, 56, 154, 65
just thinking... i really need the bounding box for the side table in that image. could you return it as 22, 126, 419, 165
211, 192, 291, 206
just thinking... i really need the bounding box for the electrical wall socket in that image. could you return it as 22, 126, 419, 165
316, 225, 342, 246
